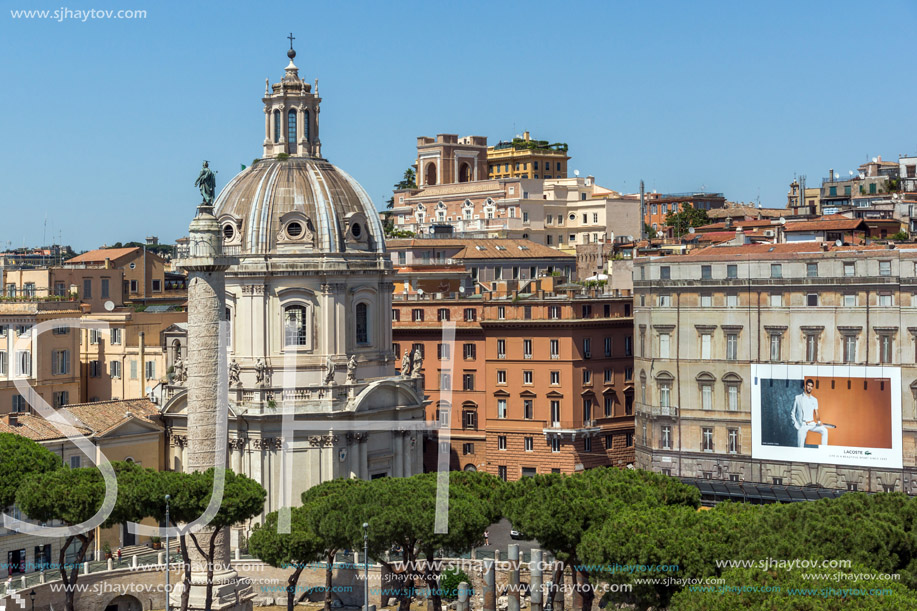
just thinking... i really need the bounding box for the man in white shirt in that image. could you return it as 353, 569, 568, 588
791, 379, 828, 447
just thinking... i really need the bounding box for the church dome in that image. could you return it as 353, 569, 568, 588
214, 157, 385, 255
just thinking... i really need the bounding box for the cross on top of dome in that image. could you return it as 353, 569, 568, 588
287, 32, 296, 60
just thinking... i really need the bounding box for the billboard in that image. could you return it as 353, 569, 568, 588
751, 364, 902, 469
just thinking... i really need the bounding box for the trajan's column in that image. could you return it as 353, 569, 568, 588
174, 162, 253, 610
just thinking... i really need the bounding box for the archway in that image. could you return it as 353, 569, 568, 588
464, 464, 477, 472
104, 594, 143, 611
459, 162, 471, 183
425, 162, 437, 186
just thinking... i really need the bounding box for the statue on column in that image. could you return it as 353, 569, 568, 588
411, 347, 424, 378
401, 350, 412, 378
324, 356, 336, 385
228, 359, 241, 387
346, 355, 357, 384
195, 161, 216, 205
172, 355, 186, 385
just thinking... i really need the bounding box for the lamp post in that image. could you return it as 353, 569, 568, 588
29, 589, 35, 611
165, 494, 171, 611
363, 522, 369, 611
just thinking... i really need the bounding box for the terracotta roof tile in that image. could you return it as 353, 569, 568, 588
66, 247, 140, 264
386, 238, 574, 260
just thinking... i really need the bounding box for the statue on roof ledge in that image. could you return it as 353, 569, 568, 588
195, 161, 216, 205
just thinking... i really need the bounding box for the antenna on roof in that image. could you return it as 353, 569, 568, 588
778, 217, 786, 225
835, 239, 843, 247
574, 169, 580, 177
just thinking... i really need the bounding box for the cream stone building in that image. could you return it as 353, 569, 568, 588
160, 46, 425, 541
634, 242, 917, 495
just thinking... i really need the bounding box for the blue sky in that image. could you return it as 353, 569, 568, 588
3, 0, 917, 250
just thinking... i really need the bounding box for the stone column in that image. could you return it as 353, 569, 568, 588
175, 203, 252, 611
508, 544, 520, 611
530, 549, 543, 611
392, 432, 403, 478
360, 436, 368, 479
483, 558, 496, 611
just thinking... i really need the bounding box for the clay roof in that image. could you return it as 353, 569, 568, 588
706, 206, 785, 219
696, 219, 776, 231
0, 399, 161, 442
386, 239, 574, 260
678, 242, 899, 261
66, 247, 140, 264
782, 218, 866, 232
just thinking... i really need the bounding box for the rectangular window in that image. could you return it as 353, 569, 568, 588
625, 432, 633, 447
806, 263, 818, 277
524, 437, 533, 452
130, 359, 138, 380
878, 293, 892, 307
497, 306, 505, 320
726, 264, 737, 279
700, 293, 712, 307
805, 335, 818, 363
462, 373, 475, 391
498, 466, 508, 481
659, 334, 670, 359
12, 395, 27, 413
53, 391, 69, 408
550, 400, 561, 426
769, 335, 782, 362
660, 266, 671, 280
437, 308, 450, 322
83, 278, 92, 299
726, 293, 738, 308
604, 337, 612, 357
659, 381, 671, 408
604, 368, 612, 384
844, 335, 857, 363
625, 336, 632, 356
843, 293, 856, 307
551, 438, 560, 453
550, 339, 559, 358
806, 294, 818, 307
524, 339, 533, 358
524, 399, 533, 420
604, 396, 613, 417
701, 384, 712, 410
844, 262, 855, 277
702, 427, 714, 452
497, 339, 506, 358
770, 264, 782, 279
498, 399, 507, 419
464, 308, 476, 322
879, 335, 893, 364
583, 369, 592, 384
523, 370, 533, 384
700, 334, 711, 360
437, 343, 451, 360
130, 280, 138, 293
583, 338, 591, 358
70, 456, 81, 469
412, 309, 424, 322
582, 398, 592, 423
462, 443, 474, 455
497, 370, 506, 384
0, 351, 6, 376
110, 328, 122, 345
52, 350, 70, 376
584, 437, 592, 452
701, 265, 712, 280
582, 305, 592, 318
463, 410, 477, 430
662, 425, 671, 450
728, 385, 739, 411
16, 351, 31, 377
463, 343, 476, 360
110, 360, 122, 379
658, 294, 671, 307
498, 435, 507, 450
152, 279, 162, 292
550, 371, 560, 385
391, 309, 400, 322
549, 305, 560, 319
770, 293, 783, 307
726, 333, 738, 361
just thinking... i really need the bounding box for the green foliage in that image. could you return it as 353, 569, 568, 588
644, 223, 657, 239
438, 567, 471, 600
276, 152, 291, 161
250, 507, 324, 611
668, 564, 917, 610
0, 432, 62, 508
892, 231, 909, 241
665, 204, 710, 238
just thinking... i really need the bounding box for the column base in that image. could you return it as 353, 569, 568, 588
169, 569, 254, 611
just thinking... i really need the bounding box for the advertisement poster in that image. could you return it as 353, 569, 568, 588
751, 364, 902, 469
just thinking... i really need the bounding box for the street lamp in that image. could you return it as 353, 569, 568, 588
29, 589, 35, 611
165, 494, 171, 611
363, 522, 369, 611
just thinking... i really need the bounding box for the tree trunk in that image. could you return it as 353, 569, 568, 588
324, 550, 336, 611
204, 529, 219, 611
288, 566, 303, 611
179, 534, 192, 611
573, 566, 594, 611
60, 533, 90, 611
550, 563, 565, 611
421, 548, 442, 611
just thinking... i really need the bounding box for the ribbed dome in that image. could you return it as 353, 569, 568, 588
214, 157, 385, 255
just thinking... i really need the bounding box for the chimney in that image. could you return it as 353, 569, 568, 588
104, 258, 111, 269
877, 155, 882, 163
829, 168, 834, 182
6, 414, 17, 427
725, 217, 733, 229
523, 131, 530, 141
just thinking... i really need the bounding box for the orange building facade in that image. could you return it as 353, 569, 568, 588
392, 289, 635, 480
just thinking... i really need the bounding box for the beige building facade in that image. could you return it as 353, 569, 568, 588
634, 243, 917, 494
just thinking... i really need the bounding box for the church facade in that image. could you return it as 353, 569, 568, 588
160, 44, 427, 540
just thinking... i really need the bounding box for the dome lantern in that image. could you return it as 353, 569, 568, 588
263, 35, 321, 159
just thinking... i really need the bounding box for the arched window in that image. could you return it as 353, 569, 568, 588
425, 163, 437, 186
273, 110, 280, 143
459, 162, 471, 183
355, 302, 369, 345
302, 109, 310, 142
284, 305, 308, 346
287, 110, 297, 153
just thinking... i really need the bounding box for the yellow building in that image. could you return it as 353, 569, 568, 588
487, 131, 570, 180
0, 301, 82, 415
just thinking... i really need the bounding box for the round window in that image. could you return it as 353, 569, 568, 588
569, 213, 576, 221
223, 224, 235, 240
129, 262, 136, 269
286, 222, 303, 238
351, 223, 362, 238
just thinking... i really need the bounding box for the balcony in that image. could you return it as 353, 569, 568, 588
638, 404, 679, 418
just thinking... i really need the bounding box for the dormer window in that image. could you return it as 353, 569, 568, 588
286, 222, 303, 238
223, 224, 235, 240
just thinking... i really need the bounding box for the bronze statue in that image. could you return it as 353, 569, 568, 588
195, 161, 216, 205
